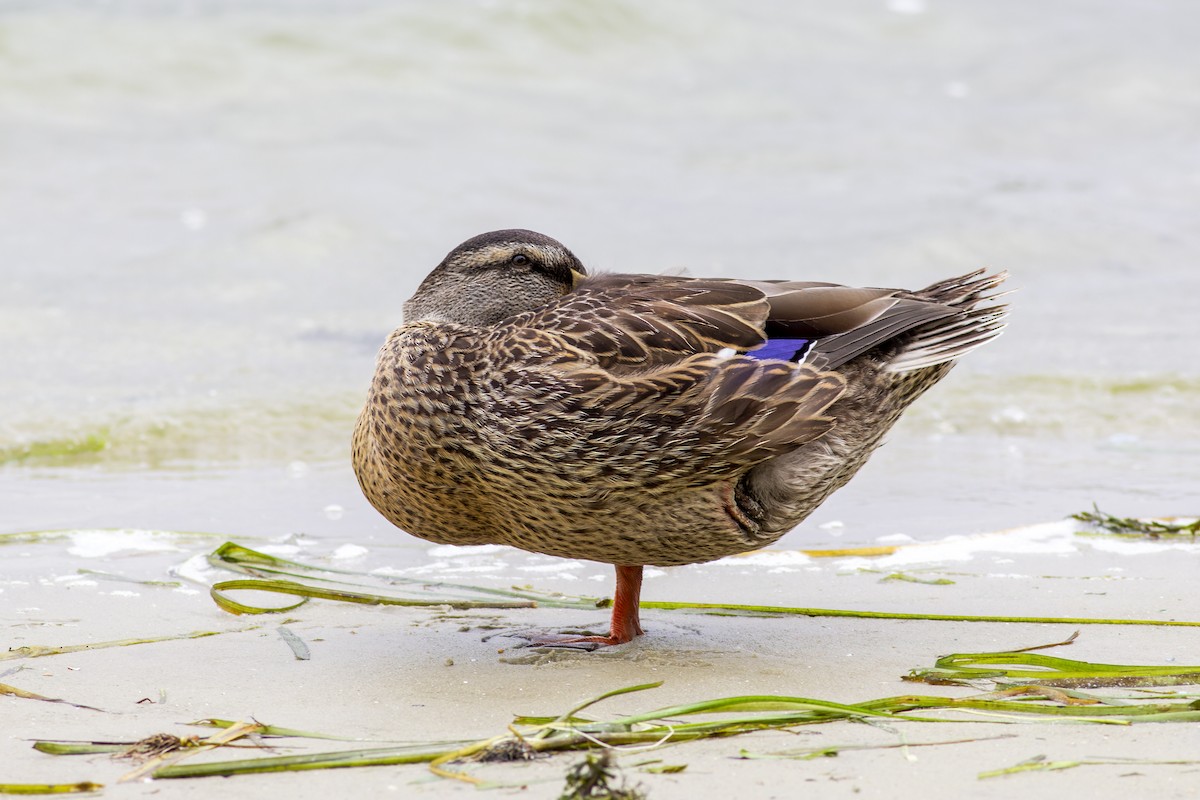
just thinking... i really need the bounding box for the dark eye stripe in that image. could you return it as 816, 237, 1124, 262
529, 258, 575, 286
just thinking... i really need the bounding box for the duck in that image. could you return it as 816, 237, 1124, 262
352, 229, 1008, 648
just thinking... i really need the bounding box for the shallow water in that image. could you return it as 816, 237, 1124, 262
2, 0, 1197, 553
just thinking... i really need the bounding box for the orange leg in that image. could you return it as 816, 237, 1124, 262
514, 565, 645, 649
601, 564, 645, 644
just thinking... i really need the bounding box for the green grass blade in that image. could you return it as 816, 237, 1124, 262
612, 694, 903, 726
0, 783, 103, 795
738, 733, 1016, 760
979, 759, 1082, 779
640, 600, 1200, 628
208, 542, 602, 609
908, 648, 1200, 687
186, 719, 363, 741
551, 682, 665, 728
153, 743, 475, 778
0, 683, 106, 713
75, 568, 181, 588
30, 743, 128, 756
0, 628, 258, 663
209, 578, 537, 615
867, 693, 1200, 723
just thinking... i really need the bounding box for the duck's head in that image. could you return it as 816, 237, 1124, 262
403, 229, 588, 327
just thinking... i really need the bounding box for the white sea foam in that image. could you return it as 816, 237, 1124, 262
67, 529, 183, 558
171, 554, 218, 586
705, 520, 1199, 576
834, 521, 1080, 569
427, 544, 508, 557
517, 560, 585, 573
331, 543, 369, 560
833, 520, 1200, 570
714, 550, 814, 568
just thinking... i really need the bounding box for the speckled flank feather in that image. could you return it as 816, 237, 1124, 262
352, 230, 1009, 571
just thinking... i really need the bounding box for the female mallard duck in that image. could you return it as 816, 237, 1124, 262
353, 229, 1008, 647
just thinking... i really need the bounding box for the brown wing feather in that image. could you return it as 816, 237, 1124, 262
756, 284, 902, 337
505, 274, 769, 370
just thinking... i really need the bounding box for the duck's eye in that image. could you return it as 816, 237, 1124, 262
511, 253, 530, 266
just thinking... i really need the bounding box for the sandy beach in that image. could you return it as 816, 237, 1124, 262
4, 480, 1200, 797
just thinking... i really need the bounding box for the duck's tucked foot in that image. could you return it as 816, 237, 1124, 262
731, 479, 765, 534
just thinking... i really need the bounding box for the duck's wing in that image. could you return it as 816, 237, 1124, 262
485, 274, 846, 475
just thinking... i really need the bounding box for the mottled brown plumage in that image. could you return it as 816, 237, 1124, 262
352, 229, 1008, 647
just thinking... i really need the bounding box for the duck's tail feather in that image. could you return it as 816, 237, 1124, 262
884, 269, 1010, 373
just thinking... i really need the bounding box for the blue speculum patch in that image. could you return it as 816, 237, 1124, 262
747, 338, 812, 363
